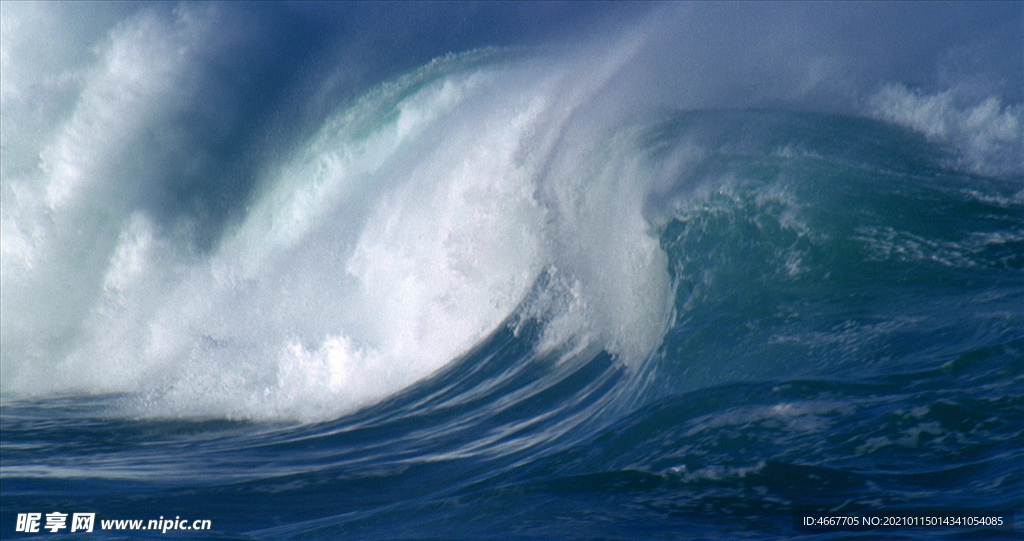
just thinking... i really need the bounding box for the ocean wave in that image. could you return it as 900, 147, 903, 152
3, 4, 1022, 539
2, 3, 1021, 426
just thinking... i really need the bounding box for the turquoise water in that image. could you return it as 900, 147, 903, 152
2, 3, 1022, 539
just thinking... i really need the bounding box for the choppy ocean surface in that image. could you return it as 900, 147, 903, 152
2, 3, 1022, 539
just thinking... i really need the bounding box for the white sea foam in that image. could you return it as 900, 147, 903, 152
868, 84, 1023, 178
1, 4, 673, 421
2, 3, 252, 394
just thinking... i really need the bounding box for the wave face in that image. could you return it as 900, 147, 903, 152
2, 2, 1022, 539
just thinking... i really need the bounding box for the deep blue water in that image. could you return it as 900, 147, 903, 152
2, 3, 1022, 539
